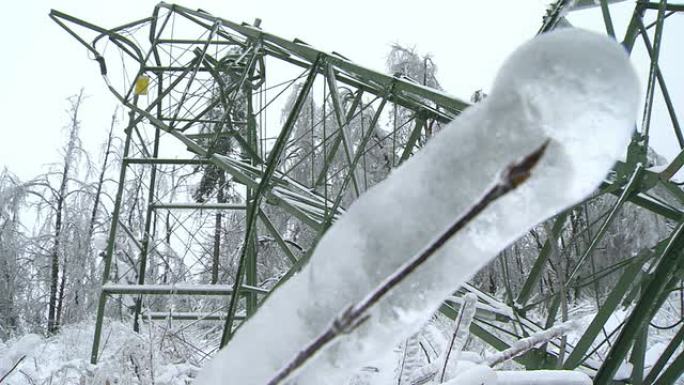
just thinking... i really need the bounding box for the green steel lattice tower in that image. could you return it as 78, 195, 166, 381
51, 2, 684, 383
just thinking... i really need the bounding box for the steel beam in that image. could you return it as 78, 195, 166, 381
594, 221, 684, 384
90, 99, 137, 364
220, 57, 322, 347
143, 312, 246, 321
151, 203, 247, 210
102, 283, 268, 295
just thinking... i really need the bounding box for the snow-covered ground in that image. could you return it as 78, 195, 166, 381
568, 306, 684, 383
0, 320, 205, 385
1, 301, 682, 385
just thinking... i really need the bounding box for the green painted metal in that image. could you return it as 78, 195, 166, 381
649, 332, 684, 385
629, 327, 647, 384
599, 0, 616, 37
90, 100, 137, 364
644, 322, 684, 384
244, 79, 259, 317
640, 1, 684, 12
241, 97, 389, 322
638, 0, 666, 150
652, 348, 684, 385
314, 90, 363, 188
132, 91, 162, 334
321, 96, 390, 231
324, 63, 362, 197
563, 253, 644, 369
143, 312, 246, 321
661, 148, 684, 180
567, 165, 644, 283
517, 212, 568, 306
594, 222, 684, 385
220, 58, 322, 347
258, 210, 299, 264
621, 5, 644, 52
151, 203, 247, 210
635, 15, 684, 148
398, 112, 426, 165
124, 158, 210, 165
101, 284, 268, 295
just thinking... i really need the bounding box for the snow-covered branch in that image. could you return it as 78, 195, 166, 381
485, 320, 579, 367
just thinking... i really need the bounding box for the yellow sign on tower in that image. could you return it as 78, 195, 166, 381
134, 75, 150, 95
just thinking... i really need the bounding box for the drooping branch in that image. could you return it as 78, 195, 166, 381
267, 140, 550, 385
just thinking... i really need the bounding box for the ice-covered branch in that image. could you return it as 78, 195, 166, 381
485, 320, 579, 367
406, 294, 479, 385
434, 293, 478, 383
267, 143, 550, 385
0, 355, 25, 384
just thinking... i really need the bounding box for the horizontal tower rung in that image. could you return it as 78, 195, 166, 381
124, 158, 209, 165
142, 311, 245, 321
164, 119, 246, 125
151, 203, 247, 210
640, 2, 684, 12
155, 39, 238, 45
102, 283, 268, 295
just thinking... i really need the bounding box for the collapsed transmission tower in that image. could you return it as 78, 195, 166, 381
52, 2, 684, 383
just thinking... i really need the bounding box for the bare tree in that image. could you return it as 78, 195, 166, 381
47, 89, 85, 334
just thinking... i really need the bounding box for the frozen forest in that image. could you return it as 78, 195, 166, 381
2, 1, 684, 385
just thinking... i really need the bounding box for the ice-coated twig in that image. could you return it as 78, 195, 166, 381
266, 140, 550, 385
407, 294, 479, 385
0, 355, 26, 384
397, 335, 423, 385
485, 320, 578, 367
434, 293, 478, 383
408, 363, 439, 385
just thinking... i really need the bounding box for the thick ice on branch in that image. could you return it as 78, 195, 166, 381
485, 320, 578, 367
196, 28, 639, 385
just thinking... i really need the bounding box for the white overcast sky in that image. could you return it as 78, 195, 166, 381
1, 1, 682, 180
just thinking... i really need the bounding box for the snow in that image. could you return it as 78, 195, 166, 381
405, 359, 493, 385
0, 333, 42, 374
196, 28, 639, 385
614, 362, 634, 381
0, 320, 203, 385
459, 351, 484, 364
92, 232, 109, 251
444, 363, 497, 385
645, 341, 668, 370
496, 370, 591, 385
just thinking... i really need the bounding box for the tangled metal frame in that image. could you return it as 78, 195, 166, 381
51, 1, 684, 383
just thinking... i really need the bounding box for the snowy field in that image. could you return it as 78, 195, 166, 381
1, 306, 682, 385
